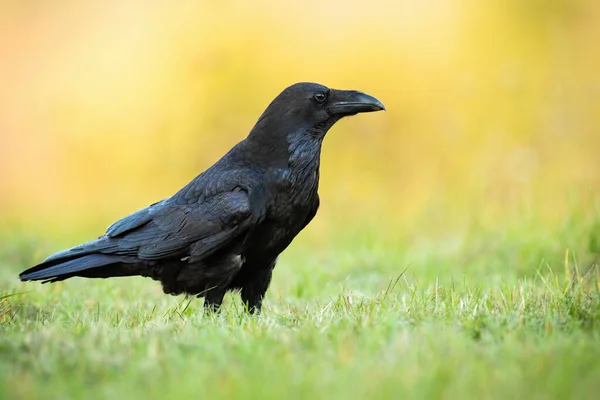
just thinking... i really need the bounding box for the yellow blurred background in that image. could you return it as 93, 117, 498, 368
1, 0, 599, 239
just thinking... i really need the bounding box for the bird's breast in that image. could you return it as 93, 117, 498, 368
245, 183, 317, 258
243, 136, 321, 257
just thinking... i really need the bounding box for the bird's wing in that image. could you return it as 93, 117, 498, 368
45, 172, 263, 264
116, 188, 254, 261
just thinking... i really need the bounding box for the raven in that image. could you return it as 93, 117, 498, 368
19, 82, 385, 313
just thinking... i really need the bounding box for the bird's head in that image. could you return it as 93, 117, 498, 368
250, 82, 385, 141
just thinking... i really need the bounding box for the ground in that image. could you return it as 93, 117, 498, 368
1, 212, 599, 399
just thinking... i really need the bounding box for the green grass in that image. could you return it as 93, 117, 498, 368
1, 214, 600, 400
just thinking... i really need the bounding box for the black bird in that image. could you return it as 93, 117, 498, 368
19, 82, 385, 313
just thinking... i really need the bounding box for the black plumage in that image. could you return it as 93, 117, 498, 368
19, 82, 385, 313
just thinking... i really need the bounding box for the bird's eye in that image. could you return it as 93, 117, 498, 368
313, 92, 327, 103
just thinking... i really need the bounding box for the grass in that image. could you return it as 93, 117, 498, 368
1, 212, 600, 400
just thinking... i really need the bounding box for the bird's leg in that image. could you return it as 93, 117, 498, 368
241, 262, 275, 314
203, 287, 226, 314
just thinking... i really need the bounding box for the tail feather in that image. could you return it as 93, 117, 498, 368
19, 254, 131, 282
43, 236, 121, 263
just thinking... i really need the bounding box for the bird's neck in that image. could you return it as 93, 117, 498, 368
242, 125, 323, 203
287, 133, 322, 200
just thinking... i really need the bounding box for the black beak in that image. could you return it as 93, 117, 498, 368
329, 90, 386, 116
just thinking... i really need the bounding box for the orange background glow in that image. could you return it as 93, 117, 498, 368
1, 1, 599, 238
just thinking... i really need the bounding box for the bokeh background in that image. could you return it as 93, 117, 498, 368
1, 0, 599, 255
